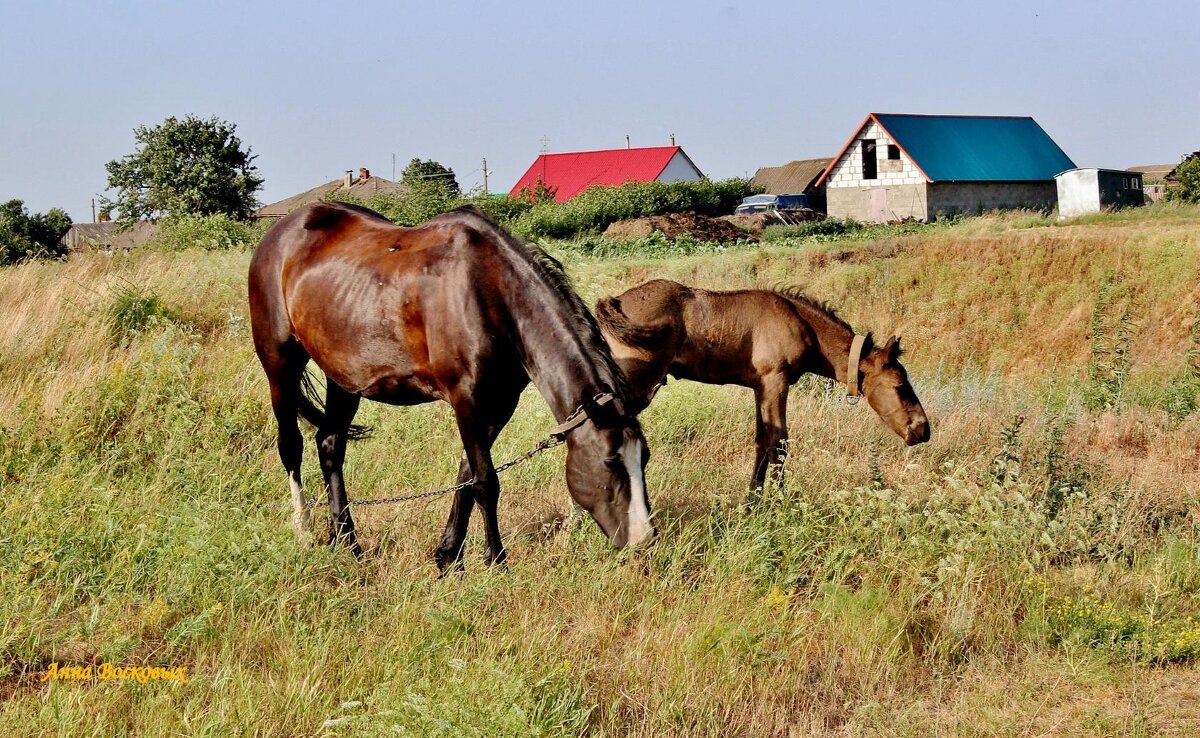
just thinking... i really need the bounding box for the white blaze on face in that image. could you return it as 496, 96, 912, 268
620, 437, 654, 546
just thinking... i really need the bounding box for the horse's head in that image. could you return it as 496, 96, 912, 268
564, 400, 655, 548
859, 335, 930, 446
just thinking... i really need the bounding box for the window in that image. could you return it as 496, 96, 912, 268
1132, 177, 1140, 189
1122, 177, 1129, 189
861, 140, 877, 180
887, 144, 900, 160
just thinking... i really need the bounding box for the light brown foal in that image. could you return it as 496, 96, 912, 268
597, 279, 930, 491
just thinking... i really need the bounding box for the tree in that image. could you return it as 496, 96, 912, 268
400, 158, 460, 198
1165, 155, 1200, 204
0, 199, 72, 264
104, 115, 263, 222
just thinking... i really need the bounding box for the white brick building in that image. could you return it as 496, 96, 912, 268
815, 114, 1076, 223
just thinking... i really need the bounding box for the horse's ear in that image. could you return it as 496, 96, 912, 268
883, 335, 901, 360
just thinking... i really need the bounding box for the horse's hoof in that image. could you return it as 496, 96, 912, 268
485, 549, 509, 570
434, 547, 465, 577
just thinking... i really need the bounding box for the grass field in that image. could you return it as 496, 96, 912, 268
1, 205, 1199, 736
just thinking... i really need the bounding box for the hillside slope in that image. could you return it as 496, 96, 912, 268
1, 207, 1198, 736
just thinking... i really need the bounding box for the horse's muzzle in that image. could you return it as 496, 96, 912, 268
905, 417, 931, 445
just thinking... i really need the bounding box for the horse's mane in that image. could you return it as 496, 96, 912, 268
772, 285, 876, 352
447, 205, 633, 404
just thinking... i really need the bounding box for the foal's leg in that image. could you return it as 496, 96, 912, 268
268, 368, 312, 545
750, 374, 790, 496
435, 390, 522, 574
316, 381, 362, 557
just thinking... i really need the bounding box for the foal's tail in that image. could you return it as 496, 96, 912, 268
595, 296, 674, 350
298, 370, 373, 440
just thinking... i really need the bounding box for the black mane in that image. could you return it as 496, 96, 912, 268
448, 205, 633, 405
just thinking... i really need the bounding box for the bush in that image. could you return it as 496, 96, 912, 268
106, 287, 173, 343
551, 230, 748, 259
762, 219, 861, 241
509, 178, 759, 239
151, 213, 266, 251
1164, 156, 1200, 204
334, 178, 758, 241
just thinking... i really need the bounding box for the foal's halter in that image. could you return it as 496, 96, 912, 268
845, 334, 868, 405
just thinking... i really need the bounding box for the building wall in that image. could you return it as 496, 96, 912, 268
827, 183, 928, 222
1097, 170, 1146, 209
825, 120, 926, 189
1056, 169, 1100, 218
927, 182, 1058, 218
656, 151, 703, 184
1058, 169, 1146, 219
824, 120, 929, 222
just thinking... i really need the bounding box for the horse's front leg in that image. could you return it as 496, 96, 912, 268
434, 456, 475, 575
750, 374, 790, 497
436, 389, 522, 573
317, 382, 362, 557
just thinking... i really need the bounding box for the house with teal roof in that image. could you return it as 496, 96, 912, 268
814, 114, 1076, 223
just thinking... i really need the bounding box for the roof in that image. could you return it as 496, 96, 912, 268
59, 221, 158, 251
1056, 167, 1140, 177
751, 158, 832, 194
255, 174, 407, 217
1126, 164, 1175, 183
815, 114, 1076, 186
509, 146, 699, 202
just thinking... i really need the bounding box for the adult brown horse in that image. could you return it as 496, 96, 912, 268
249, 202, 653, 571
596, 279, 930, 491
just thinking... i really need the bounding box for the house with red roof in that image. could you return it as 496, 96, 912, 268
509, 146, 704, 202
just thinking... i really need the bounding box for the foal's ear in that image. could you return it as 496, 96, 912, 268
883, 335, 902, 360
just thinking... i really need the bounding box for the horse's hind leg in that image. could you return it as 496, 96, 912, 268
267, 361, 312, 545
317, 381, 363, 557
750, 373, 790, 497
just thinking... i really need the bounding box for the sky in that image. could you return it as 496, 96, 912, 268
2, 0, 1197, 221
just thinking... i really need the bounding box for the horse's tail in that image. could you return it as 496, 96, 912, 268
595, 296, 674, 350
298, 370, 372, 440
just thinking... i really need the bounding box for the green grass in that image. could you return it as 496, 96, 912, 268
1, 207, 1199, 735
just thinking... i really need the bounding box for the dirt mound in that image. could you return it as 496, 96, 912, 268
603, 212, 752, 242
718, 209, 824, 237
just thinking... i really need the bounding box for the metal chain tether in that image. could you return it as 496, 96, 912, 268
303, 396, 603, 509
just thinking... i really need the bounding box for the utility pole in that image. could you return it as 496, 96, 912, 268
392, 153, 396, 181
91, 198, 96, 223
482, 157, 489, 196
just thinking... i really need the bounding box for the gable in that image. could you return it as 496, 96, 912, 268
821, 119, 927, 189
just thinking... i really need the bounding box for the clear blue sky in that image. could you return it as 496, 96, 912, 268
2, 0, 1197, 221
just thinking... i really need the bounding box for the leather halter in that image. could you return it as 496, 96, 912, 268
846, 335, 867, 405
549, 392, 617, 439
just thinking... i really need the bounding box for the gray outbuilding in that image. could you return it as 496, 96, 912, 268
1055, 168, 1145, 219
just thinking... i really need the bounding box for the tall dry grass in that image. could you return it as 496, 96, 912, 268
1, 206, 1198, 736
